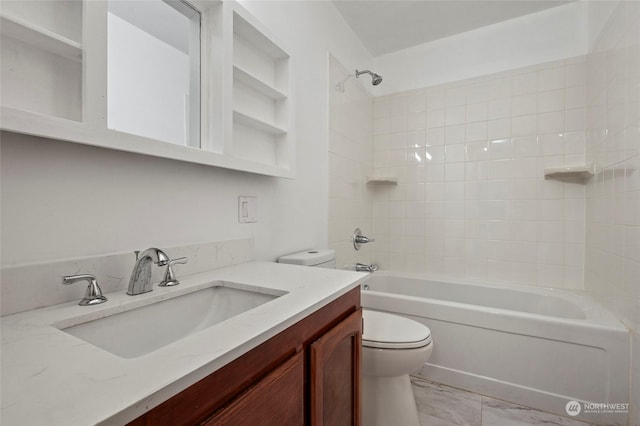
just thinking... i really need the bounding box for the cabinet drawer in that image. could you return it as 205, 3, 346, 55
203, 351, 304, 425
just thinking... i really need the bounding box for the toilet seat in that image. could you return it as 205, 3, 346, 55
362, 310, 432, 350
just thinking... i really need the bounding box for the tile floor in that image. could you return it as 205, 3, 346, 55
411, 377, 596, 426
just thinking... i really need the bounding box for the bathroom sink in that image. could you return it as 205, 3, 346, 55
57, 283, 282, 358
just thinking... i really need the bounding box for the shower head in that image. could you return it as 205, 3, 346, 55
355, 69, 383, 86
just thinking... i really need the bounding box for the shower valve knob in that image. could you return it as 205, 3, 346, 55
355, 235, 375, 244
353, 228, 375, 250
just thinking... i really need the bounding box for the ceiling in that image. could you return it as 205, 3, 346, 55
333, 0, 574, 56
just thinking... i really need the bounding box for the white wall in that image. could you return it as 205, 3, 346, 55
0, 0, 373, 267
374, 1, 588, 95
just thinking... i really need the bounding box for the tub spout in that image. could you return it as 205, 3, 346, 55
356, 263, 378, 273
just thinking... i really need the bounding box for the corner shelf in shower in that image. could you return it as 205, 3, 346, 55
543, 164, 595, 181
366, 176, 398, 185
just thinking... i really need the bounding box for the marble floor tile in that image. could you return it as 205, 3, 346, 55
411, 377, 482, 426
481, 397, 596, 426
411, 378, 597, 426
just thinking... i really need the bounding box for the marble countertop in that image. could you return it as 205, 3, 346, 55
1, 262, 368, 425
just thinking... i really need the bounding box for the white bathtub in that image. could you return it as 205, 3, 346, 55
361, 272, 630, 426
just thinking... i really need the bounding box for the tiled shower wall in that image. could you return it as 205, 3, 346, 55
328, 56, 374, 269
372, 58, 588, 288
585, 0, 639, 337
584, 2, 639, 423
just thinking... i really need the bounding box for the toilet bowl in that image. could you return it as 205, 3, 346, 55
278, 249, 434, 426
362, 309, 432, 426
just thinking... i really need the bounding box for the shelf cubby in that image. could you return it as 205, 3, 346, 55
233, 110, 286, 135
1, 0, 295, 178
1, 3, 83, 122
233, 65, 287, 100
229, 3, 293, 175
0, 14, 82, 62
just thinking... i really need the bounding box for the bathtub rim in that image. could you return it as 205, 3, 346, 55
362, 270, 627, 331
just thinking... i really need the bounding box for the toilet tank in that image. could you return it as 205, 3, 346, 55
278, 249, 336, 269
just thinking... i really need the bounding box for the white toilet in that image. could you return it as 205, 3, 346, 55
278, 249, 433, 426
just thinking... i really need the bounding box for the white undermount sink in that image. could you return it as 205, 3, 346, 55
56, 282, 284, 359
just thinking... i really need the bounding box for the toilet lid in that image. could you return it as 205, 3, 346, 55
362, 310, 432, 349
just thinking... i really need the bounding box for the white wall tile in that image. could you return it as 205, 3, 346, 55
512, 72, 538, 95
565, 108, 585, 132
585, 6, 640, 398
445, 144, 466, 163
488, 118, 511, 139
389, 95, 407, 116
389, 115, 408, 133
467, 102, 488, 122
512, 93, 538, 116
426, 127, 445, 146
446, 85, 466, 106
467, 83, 489, 104
512, 114, 538, 137
408, 111, 427, 131
466, 121, 488, 142
445, 105, 466, 125
565, 86, 585, 109
370, 57, 591, 290
538, 111, 565, 133
407, 91, 426, 112
538, 133, 565, 156
427, 109, 445, 128
538, 89, 564, 112
445, 124, 466, 144
426, 87, 446, 110
538, 67, 565, 91
488, 98, 511, 119
445, 163, 466, 181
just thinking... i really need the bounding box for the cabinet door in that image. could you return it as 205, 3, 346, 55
310, 309, 362, 426
202, 351, 304, 425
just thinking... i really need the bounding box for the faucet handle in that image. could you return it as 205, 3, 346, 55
353, 228, 375, 250
63, 274, 108, 306
159, 257, 188, 287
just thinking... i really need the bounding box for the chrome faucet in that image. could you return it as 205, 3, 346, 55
127, 248, 170, 295
356, 263, 378, 273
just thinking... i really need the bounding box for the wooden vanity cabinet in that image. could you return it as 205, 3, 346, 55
127, 286, 361, 426
310, 309, 362, 425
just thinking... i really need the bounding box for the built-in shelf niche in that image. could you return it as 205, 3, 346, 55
1, 0, 295, 179
230, 5, 293, 173
0, 1, 83, 122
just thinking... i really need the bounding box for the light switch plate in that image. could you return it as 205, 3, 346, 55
238, 196, 257, 223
